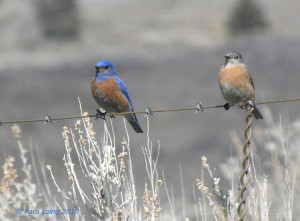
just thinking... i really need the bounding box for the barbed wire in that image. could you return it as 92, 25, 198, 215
1, 98, 300, 126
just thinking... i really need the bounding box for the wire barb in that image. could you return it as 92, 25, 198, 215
44, 114, 55, 125
195, 102, 204, 113
145, 106, 154, 117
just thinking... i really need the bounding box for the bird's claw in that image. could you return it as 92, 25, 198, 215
224, 103, 230, 111
238, 102, 245, 109
246, 99, 255, 107
95, 109, 107, 120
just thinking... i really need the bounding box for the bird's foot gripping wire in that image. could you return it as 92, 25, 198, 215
224, 103, 231, 110
246, 99, 256, 109
238, 102, 245, 109
95, 109, 107, 120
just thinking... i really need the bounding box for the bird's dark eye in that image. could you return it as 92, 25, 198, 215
235, 56, 239, 59
104, 66, 109, 70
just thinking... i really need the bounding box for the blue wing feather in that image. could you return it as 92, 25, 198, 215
114, 77, 143, 132
114, 77, 134, 110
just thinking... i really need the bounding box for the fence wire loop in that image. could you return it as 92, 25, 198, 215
145, 106, 154, 117
195, 102, 204, 113
237, 103, 254, 221
44, 114, 55, 125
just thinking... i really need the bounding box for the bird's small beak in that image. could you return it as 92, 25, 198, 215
224, 55, 230, 59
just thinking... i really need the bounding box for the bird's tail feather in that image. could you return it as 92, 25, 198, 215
126, 114, 143, 133
253, 106, 263, 120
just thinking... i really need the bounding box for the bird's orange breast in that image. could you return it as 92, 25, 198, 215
218, 65, 255, 99
91, 77, 130, 111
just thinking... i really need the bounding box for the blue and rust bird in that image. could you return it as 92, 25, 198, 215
91, 60, 143, 133
218, 51, 263, 119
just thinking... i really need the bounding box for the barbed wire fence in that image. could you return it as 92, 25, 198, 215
2, 97, 300, 219
0, 98, 300, 125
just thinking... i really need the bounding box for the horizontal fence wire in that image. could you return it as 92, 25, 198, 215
1, 98, 300, 125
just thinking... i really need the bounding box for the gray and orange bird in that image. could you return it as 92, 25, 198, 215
218, 51, 263, 119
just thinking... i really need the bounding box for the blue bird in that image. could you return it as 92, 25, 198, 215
91, 60, 143, 133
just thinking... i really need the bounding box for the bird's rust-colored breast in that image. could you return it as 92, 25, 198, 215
218, 65, 255, 98
91, 77, 130, 111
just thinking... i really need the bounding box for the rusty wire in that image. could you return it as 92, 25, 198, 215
0, 97, 300, 125
237, 104, 254, 221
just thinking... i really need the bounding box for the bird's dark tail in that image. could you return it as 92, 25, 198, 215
126, 114, 143, 133
253, 106, 263, 120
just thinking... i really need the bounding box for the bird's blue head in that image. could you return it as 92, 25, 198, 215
95, 60, 117, 79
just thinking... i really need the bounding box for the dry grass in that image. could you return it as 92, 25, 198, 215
0, 106, 299, 220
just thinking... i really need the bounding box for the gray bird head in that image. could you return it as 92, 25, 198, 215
224, 51, 244, 66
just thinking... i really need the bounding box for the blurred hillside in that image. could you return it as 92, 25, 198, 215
1, 0, 300, 216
